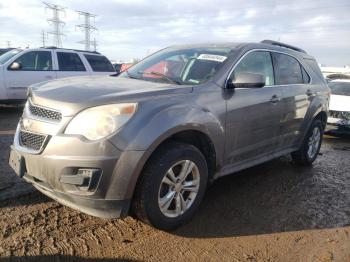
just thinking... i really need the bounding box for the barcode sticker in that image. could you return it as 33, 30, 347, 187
197, 54, 227, 62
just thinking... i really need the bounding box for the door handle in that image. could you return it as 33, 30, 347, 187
270, 94, 281, 104
306, 89, 316, 96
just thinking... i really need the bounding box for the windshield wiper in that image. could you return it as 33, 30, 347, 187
138, 71, 181, 85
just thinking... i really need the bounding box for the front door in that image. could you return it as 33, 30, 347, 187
225, 51, 283, 165
5, 50, 56, 100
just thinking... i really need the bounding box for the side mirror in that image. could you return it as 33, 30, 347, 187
227, 72, 265, 89
9, 62, 22, 70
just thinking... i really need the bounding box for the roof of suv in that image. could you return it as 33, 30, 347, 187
40, 46, 101, 55
170, 40, 314, 60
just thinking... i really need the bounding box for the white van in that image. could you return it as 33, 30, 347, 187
0, 47, 115, 103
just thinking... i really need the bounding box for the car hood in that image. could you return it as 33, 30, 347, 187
29, 75, 193, 116
329, 94, 350, 112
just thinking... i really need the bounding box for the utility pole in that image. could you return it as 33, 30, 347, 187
92, 38, 97, 51
41, 30, 48, 47
6, 41, 11, 48
43, 2, 66, 48
76, 11, 97, 51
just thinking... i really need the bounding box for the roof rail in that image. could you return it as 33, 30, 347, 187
260, 40, 307, 54
40, 46, 101, 54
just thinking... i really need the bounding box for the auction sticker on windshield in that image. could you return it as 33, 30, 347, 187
197, 54, 227, 62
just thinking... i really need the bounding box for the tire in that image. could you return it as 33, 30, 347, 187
291, 119, 324, 166
132, 142, 208, 230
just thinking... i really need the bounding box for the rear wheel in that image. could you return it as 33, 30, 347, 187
132, 142, 208, 230
291, 119, 324, 165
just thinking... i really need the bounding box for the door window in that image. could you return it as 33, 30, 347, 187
12, 51, 52, 71
231, 51, 274, 86
84, 54, 115, 72
272, 53, 304, 85
301, 66, 310, 83
57, 52, 86, 71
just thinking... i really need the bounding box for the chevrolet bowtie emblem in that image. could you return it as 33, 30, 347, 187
22, 118, 33, 130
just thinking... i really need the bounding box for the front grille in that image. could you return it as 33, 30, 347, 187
19, 130, 47, 151
330, 110, 350, 120
28, 101, 62, 122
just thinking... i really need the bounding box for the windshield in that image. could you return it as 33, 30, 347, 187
0, 49, 22, 65
120, 47, 235, 85
329, 81, 350, 96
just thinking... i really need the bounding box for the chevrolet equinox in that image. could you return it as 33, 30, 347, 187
9, 40, 329, 230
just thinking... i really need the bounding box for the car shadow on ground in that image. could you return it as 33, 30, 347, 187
0, 256, 137, 262
173, 150, 350, 238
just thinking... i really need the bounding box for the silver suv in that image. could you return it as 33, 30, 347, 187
9, 40, 329, 230
0, 47, 115, 102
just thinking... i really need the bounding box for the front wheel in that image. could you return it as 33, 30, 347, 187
132, 142, 208, 230
291, 119, 324, 165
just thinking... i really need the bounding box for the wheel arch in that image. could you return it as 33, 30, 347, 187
126, 127, 218, 203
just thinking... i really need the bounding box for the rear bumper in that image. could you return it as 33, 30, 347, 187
326, 117, 350, 134
327, 116, 350, 127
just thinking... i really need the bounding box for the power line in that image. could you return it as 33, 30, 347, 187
76, 11, 97, 51
43, 1, 66, 48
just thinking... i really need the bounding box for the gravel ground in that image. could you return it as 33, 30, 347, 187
0, 105, 349, 262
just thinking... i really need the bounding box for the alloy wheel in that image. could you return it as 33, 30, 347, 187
158, 160, 200, 218
307, 126, 321, 159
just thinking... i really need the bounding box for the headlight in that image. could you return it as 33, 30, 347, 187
65, 103, 137, 140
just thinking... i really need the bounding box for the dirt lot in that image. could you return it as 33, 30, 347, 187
0, 105, 349, 262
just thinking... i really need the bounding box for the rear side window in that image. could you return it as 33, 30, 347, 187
301, 66, 310, 83
12, 51, 52, 71
84, 54, 115, 72
231, 51, 275, 86
57, 52, 86, 71
272, 53, 303, 85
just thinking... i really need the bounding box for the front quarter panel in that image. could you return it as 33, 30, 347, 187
106, 90, 226, 200
109, 95, 225, 162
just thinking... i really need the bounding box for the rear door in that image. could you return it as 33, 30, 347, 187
82, 54, 115, 75
55, 51, 90, 79
271, 52, 312, 150
225, 51, 283, 165
4, 50, 56, 99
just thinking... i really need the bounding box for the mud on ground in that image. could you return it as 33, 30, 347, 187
0, 106, 349, 262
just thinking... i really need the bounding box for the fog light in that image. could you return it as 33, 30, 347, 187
60, 168, 101, 192
77, 168, 101, 191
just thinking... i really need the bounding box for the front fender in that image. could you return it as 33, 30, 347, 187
106, 104, 225, 200
111, 104, 225, 162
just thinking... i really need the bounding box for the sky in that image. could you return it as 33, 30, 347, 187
0, 0, 349, 66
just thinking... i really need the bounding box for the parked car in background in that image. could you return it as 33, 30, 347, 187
112, 62, 123, 73
0, 48, 15, 56
327, 79, 350, 134
120, 63, 134, 72
112, 62, 135, 74
9, 40, 329, 230
0, 47, 115, 103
